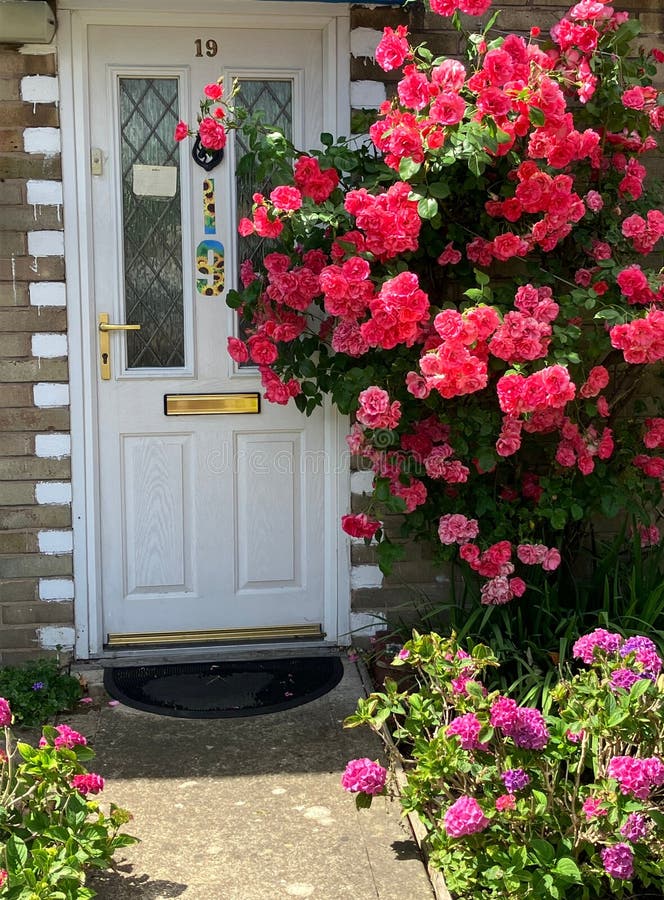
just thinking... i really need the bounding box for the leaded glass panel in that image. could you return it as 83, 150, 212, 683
235, 79, 293, 274
119, 77, 185, 368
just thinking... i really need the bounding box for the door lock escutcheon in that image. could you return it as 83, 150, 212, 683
98, 313, 140, 380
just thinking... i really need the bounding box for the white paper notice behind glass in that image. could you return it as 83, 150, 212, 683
132, 165, 178, 199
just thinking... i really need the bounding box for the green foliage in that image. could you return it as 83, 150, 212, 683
413, 521, 664, 707
0, 660, 82, 727
346, 630, 664, 898
0, 717, 137, 898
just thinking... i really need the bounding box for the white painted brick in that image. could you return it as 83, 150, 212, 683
350, 470, 375, 495
35, 482, 72, 505
27, 230, 64, 258
33, 383, 69, 408
21, 75, 59, 105
26, 180, 63, 206
38, 626, 75, 650
30, 282, 66, 307
19, 45, 57, 57
350, 80, 387, 110
35, 433, 70, 458
351, 564, 384, 590
349, 611, 386, 638
32, 333, 68, 358
351, 27, 382, 58
38, 530, 73, 554
23, 127, 60, 155
39, 578, 75, 601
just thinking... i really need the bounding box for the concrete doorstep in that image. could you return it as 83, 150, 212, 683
59, 658, 435, 900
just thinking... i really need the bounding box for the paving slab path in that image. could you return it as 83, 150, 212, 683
67, 658, 434, 900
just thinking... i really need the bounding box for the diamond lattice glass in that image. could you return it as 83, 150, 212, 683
119, 77, 185, 368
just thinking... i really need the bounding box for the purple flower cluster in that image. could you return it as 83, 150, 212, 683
501, 768, 529, 793
443, 795, 489, 838
601, 843, 634, 880
0, 698, 11, 727
341, 758, 387, 795
610, 668, 644, 692
573, 630, 663, 682
621, 812, 649, 842
447, 713, 487, 751
489, 697, 550, 749
607, 755, 664, 800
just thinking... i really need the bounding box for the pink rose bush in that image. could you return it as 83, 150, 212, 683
344, 629, 664, 895
0, 706, 136, 895
189, 0, 664, 613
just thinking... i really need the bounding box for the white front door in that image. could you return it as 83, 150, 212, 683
85, 21, 336, 649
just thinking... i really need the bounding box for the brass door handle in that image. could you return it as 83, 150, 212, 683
99, 322, 141, 332
98, 313, 141, 379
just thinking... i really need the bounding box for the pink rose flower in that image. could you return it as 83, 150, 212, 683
203, 82, 223, 101
174, 120, 189, 142
341, 514, 381, 540
270, 186, 303, 212
198, 116, 227, 151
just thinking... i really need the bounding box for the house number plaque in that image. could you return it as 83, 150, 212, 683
194, 39, 218, 58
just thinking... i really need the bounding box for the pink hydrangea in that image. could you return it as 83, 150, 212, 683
447, 712, 487, 751
608, 755, 664, 800
601, 844, 634, 880
341, 758, 387, 795
443, 796, 490, 838
490, 698, 549, 748
53, 724, 87, 750
71, 773, 105, 795
495, 794, 516, 811
572, 628, 623, 664
582, 796, 608, 818
490, 696, 519, 731
0, 698, 11, 727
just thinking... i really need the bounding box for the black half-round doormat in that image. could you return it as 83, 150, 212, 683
103, 656, 344, 719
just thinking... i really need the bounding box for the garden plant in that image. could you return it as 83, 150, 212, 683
343, 629, 664, 898
0, 659, 82, 728
177, 0, 664, 637
0, 698, 137, 899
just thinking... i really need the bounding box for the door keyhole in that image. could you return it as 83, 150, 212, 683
102, 352, 109, 365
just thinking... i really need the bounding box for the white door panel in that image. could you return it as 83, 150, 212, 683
88, 24, 329, 644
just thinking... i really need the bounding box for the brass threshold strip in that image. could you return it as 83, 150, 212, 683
106, 623, 324, 647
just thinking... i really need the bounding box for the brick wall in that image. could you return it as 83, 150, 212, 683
347, 0, 664, 640
0, 44, 74, 664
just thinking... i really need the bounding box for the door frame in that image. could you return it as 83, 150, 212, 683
58, 2, 352, 658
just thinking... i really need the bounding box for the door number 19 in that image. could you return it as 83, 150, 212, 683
194, 38, 218, 58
